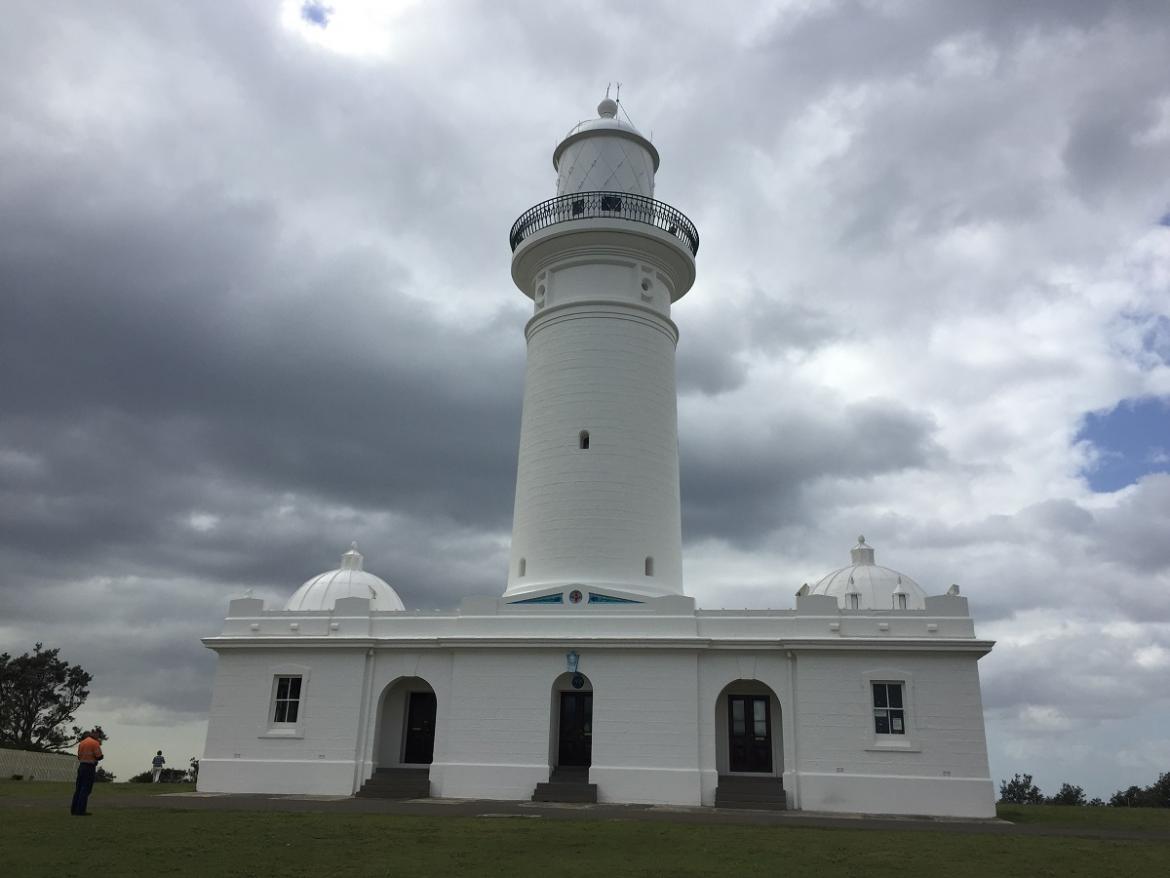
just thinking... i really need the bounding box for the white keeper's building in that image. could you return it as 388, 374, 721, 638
198, 96, 997, 818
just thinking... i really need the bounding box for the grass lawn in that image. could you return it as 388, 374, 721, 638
0, 779, 195, 798
997, 802, 1170, 832
1, 796, 1167, 878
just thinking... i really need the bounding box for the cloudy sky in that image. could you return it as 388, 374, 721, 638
2, 0, 1169, 794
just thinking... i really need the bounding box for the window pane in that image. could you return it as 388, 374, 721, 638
288, 677, 302, 698
872, 684, 887, 708
285, 702, 298, 723
891, 712, 904, 733
888, 685, 902, 708
276, 678, 289, 699
753, 699, 767, 737
874, 713, 890, 734
731, 699, 745, 736
274, 701, 287, 723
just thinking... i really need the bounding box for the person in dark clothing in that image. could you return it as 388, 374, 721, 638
70, 730, 104, 816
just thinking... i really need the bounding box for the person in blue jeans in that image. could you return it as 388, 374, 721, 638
71, 730, 104, 816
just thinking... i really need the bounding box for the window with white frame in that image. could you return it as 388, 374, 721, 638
272, 675, 302, 724
872, 682, 905, 735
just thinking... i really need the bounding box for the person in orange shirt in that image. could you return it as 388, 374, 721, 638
70, 729, 104, 816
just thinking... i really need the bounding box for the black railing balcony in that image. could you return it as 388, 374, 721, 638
509, 191, 700, 256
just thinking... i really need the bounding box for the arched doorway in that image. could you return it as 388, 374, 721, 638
549, 671, 593, 770
376, 676, 437, 768
715, 680, 782, 776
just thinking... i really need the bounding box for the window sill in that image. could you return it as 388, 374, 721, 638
259, 728, 303, 739
866, 739, 920, 752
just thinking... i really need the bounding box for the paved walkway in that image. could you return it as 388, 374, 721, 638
5, 791, 1168, 842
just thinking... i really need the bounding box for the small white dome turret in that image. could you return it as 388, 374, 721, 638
809, 536, 927, 610
552, 93, 659, 197
284, 543, 405, 612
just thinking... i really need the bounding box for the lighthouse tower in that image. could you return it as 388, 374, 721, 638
504, 96, 699, 601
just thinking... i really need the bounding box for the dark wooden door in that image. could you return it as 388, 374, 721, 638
557, 692, 593, 767
402, 691, 436, 765
728, 694, 772, 773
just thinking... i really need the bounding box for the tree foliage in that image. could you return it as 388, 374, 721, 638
999, 773, 1044, 804
1048, 782, 1086, 806
1110, 772, 1170, 808
0, 643, 92, 752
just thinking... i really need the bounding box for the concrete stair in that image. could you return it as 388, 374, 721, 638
355, 767, 430, 799
714, 775, 787, 810
532, 767, 597, 803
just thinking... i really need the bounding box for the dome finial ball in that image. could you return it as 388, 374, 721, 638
598, 97, 618, 118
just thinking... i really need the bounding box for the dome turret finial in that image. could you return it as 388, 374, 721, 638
851, 536, 876, 566
598, 97, 619, 118
341, 542, 364, 571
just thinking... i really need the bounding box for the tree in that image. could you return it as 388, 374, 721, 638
1048, 783, 1086, 806
1110, 785, 1148, 807
0, 643, 92, 751
999, 773, 1044, 804
187, 757, 199, 784
95, 767, 116, 783
1147, 772, 1170, 808
1110, 772, 1170, 808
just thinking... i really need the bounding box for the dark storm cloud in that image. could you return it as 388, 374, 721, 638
681, 397, 941, 545
676, 291, 840, 396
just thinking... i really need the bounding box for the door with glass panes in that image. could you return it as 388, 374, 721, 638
727, 694, 772, 773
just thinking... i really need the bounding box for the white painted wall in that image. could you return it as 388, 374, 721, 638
199, 648, 367, 796
199, 635, 994, 817
790, 651, 996, 817
0, 747, 76, 782
506, 300, 684, 599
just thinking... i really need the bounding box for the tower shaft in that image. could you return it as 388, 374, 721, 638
504, 99, 698, 600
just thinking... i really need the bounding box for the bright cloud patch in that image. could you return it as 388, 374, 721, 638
1077, 397, 1170, 492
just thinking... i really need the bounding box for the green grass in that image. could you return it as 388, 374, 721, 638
1, 804, 1167, 878
0, 778, 195, 798
997, 802, 1170, 832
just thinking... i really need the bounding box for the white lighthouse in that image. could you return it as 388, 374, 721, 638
504, 97, 699, 601
198, 91, 997, 820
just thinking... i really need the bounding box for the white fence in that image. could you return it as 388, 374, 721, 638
0, 747, 76, 781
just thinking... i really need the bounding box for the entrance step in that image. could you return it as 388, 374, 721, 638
355, 767, 430, 799
714, 775, 787, 810
532, 767, 597, 803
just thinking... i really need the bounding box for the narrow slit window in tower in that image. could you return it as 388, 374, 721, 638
578, 430, 590, 450
896, 593, 908, 610
644, 556, 654, 576
848, 593, 860, 610
518, 558, 526, 577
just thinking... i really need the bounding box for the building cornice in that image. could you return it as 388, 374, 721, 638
202, 634, 994, 656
